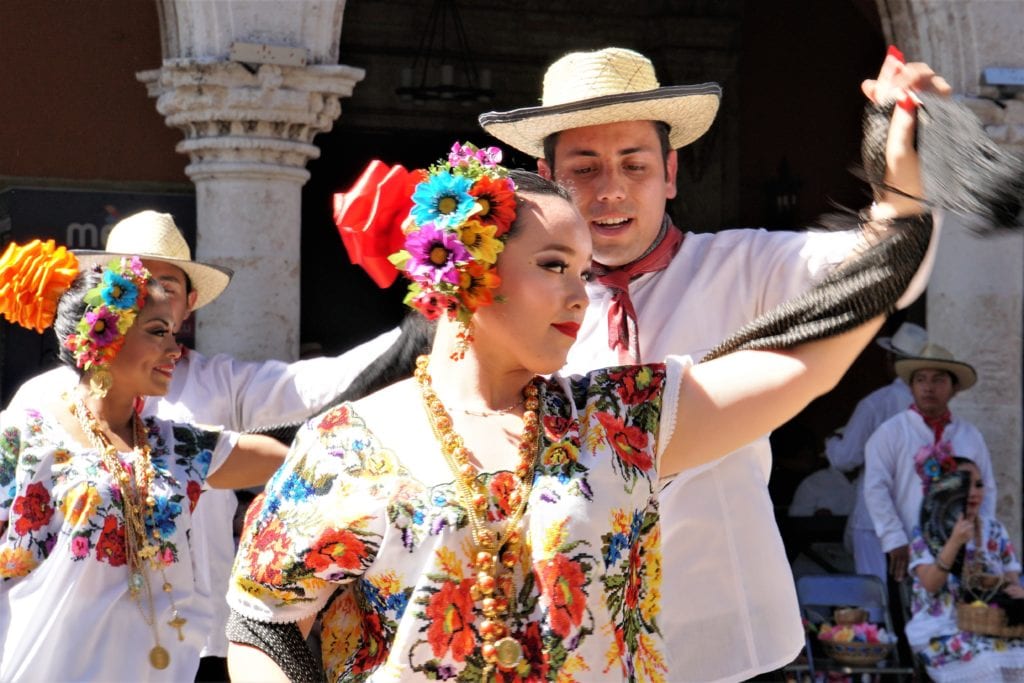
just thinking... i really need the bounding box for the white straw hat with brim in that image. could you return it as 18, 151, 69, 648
895, 343, 977, 391
479, 47, 721, 159
73, 210, 232, 310
876, 321, 928, 356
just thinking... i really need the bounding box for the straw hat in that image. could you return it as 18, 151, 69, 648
478, 47, 721, 159
895, 343, 977, 390
876, 321, 928, 356
74, 210, 232, 310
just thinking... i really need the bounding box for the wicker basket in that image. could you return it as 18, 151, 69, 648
957, 602, 1024, 638
820, 639, 893, 666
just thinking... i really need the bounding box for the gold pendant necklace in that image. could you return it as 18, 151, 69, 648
414, 356, 541, 676
69, 397, 186, 671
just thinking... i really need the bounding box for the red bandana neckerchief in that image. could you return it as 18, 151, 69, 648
911, 404, 952, 443
592, 216, 683, 364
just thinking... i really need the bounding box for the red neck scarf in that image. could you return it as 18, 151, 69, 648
911, 404, 952, 443
592, 217, 683, 363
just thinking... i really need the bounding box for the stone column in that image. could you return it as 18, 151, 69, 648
877, 0, 1024, 543
138, 0, 364, 361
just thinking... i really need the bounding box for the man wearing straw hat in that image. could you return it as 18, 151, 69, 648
480, 47, 950, 680
6, 209, 400, 680
864, 343, 995, 584
826, 321, 928, 584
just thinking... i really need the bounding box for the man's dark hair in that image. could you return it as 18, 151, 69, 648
541, 120, 673, 179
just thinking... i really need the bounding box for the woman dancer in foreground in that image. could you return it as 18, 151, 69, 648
226, 105, 936, 683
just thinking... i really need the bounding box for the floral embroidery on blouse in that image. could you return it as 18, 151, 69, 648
230, 364, 670, 682
0, 409, 219, 579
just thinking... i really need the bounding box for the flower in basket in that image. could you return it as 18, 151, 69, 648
818, 621, 894, 644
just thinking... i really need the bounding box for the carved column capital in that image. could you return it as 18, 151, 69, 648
137, 61, 365, 182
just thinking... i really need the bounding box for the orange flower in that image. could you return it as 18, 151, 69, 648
457, 261, 500, 312
0, 240, 79, 332
469, 175, 516, 237
425, 579, 476, 660
0, 546, 37, 579
535, 553, 587, 638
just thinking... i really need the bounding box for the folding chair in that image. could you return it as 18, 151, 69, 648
784, 573, 916, 681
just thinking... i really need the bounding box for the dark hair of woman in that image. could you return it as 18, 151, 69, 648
52, 268, 103, 373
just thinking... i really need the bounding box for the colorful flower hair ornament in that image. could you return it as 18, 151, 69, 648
0, 239, 80, 333
64, 256, 151, 397
332, 142, 517, 360
389, 141, 517, 359
914, 441, 957, 493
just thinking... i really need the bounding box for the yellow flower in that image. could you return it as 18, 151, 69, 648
370, 570, 403, 597
435, 546, 463, 580
61, 481, 102, 527
556, 652, 590, 681
0, 546, 37, 579
610, 508, 632, 535
640, 525, 662, 622
541, 519, 569, 557
459, 220, 504, 264
53, 448, 70, 465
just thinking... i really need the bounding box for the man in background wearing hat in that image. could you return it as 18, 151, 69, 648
826, 321, 928, 584
864, 343, 995, 584
480, 47, 949, 680
6, 210, 400, 680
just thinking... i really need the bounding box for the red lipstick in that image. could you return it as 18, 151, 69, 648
553, 322, 580, 339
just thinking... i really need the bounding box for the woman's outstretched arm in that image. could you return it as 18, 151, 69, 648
661, 317, 884, 478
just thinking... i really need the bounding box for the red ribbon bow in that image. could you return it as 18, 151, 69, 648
332, 160, 424, 288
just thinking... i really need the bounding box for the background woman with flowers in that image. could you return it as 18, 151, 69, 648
227, 125, 936, 681
0, 242, 287, 682
905, 458, 1024, 681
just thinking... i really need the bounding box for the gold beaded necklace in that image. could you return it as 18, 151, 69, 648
69, 397, 186, 670
414, 355, 541, 677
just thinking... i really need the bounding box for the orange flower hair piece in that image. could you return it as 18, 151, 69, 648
0, 239, 80, 333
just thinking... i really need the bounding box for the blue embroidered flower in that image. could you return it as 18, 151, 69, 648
148, 495, 182, 538
604, 532, 629, 566
280, 473, 314, 502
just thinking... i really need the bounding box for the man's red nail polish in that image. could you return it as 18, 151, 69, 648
887, 45, 906, 64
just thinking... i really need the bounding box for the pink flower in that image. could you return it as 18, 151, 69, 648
70, 535, 89, 559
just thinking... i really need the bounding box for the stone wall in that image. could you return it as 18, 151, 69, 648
878, 0, 1024, 544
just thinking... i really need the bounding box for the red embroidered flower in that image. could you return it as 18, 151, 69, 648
607, 366, 663, 405
305, 528, 368, 573
497, 621, 549, 682
352, 612, 390, 673
13, 482, 54, 536
186, 480, 203, 514
425, 579, 476, 661
535, 554, 587, 638
318, 405, 351, 433
596, 413, 652, 471
95, 515, 127, 566
542, 414, 571, 441
247, 516, 292, 586
488, 471, 516, 521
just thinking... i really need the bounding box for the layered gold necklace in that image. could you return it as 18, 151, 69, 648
414, 355, 541, 677
69, 397, 186, 670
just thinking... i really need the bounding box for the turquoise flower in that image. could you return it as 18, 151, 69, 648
100, 269, 139, 309
411, 173, 474, 228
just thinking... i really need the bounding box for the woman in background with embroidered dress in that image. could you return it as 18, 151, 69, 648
226, 119, 931, 681
0, 246, 287, 682
906, 458, 1024, 681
